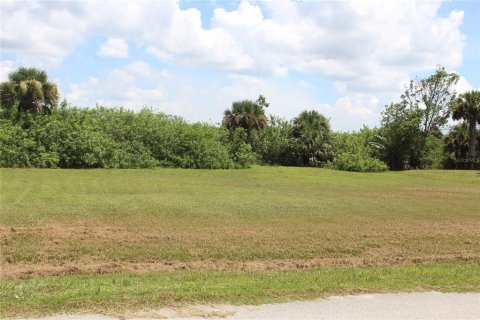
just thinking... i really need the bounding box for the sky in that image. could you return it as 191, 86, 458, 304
1, 0, 479, 131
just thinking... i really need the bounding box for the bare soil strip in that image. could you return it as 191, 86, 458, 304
2, 222, 479, 280
3, 252, 479, 280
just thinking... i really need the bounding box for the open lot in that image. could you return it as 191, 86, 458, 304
1, 167, 479, 316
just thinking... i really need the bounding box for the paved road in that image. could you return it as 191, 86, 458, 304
24, 292, 480, 320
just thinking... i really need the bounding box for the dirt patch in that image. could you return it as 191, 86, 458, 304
1, 221, 480, 280
2, 253, 479, 280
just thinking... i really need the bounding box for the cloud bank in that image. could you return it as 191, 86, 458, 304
0, 0, 467, 130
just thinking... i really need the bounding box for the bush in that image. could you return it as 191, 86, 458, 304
326, 152, 388, 172
252, 116, 292, 165
0, 119, 36, 167
420, 135, 445, 169
225, 128, 258, 168
0, 107, 240, 169
328, 128, 388, 172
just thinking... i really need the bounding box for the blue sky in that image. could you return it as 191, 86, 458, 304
1, 0, 479, 130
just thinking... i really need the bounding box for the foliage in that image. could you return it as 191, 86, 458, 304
444, 123, 480, 170
401, 66, 459, 135
1, 66, 475, 172
373, 103, 423, 170
449, 90, 480, 169
374, 67, 460, 170
225, 128, 258, 168
420, 135, 445, 169
223, 105, 335, 168
0, 67, 59, 117
0, 107, 239, 169
326, 152, 388, 172
246, 111, 336, 168
0, 118, 59, 168
222, 95, 268, 143
327, 127, 388, 172
290, 110, 333, 166
252, 115, 292, 165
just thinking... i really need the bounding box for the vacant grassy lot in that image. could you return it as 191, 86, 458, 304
1, 167, 479, 316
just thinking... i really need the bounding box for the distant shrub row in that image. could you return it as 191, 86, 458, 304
3, 105, 474, 172
1, 106, 390, 171
2, 67, 478, 171
0, 107, 255, 169
0, 107, 392, 172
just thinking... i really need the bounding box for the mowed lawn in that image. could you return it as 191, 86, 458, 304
1, 167, 479, 316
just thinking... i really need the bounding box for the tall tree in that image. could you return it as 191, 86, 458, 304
0, 67, 59, 117
291, 110, 333, 166
222, 95, 268, 141
450, 90, 480, 169
401, 66, 459, 136
373, 103, 422, 170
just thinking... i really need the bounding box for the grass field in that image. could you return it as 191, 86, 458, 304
1, 167, 479, 316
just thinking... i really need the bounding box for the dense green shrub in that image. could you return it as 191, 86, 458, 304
252, 113, 335, 167
0, 119, 50, 167
252, 116, 291, 165
326, 152, 388, 172
0, 107, 239, 169
420, 135, 445, 169
225, 128, 258, 168
328, 128, 388, 172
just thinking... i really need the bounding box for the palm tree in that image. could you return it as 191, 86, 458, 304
443, 123, 471, 169
450, 90, 480, 169
222, 98, 268, 133
0, 67, 59, 117
291, 110, 333, 166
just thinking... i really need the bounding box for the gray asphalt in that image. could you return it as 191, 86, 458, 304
23, 292, 480, 320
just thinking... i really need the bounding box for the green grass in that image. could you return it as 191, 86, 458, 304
2, 167, 479, 226
1, 261, 479, 317
0, 167, 479, 316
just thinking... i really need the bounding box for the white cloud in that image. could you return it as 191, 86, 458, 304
0, 60, 16, 81
98, 37, 129, 58
455, 76, 473, 94
3, 1, 464, 77
126, 61, 169, 83
66, 67, 165, 109
126, 61, 151, 76
333, 95, 378, 122
215, 1, 463, 92
215, 74, 382, 130
0, 1, 87, 66
144, 6, 254, 71
1, 0, 467, 129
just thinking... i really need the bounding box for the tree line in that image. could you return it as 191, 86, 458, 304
1, 67, 479, 170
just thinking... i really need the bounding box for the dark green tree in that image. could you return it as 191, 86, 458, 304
222, 95, 269, 145
223, 95, 268, 131
291, 110, 333, 166
401, 66, 459, 136
0, 67, 59, 117
376, 67, 459, 170
372, 103, 422, 170
450, 90, 480, 169
443, 124, 469, 169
